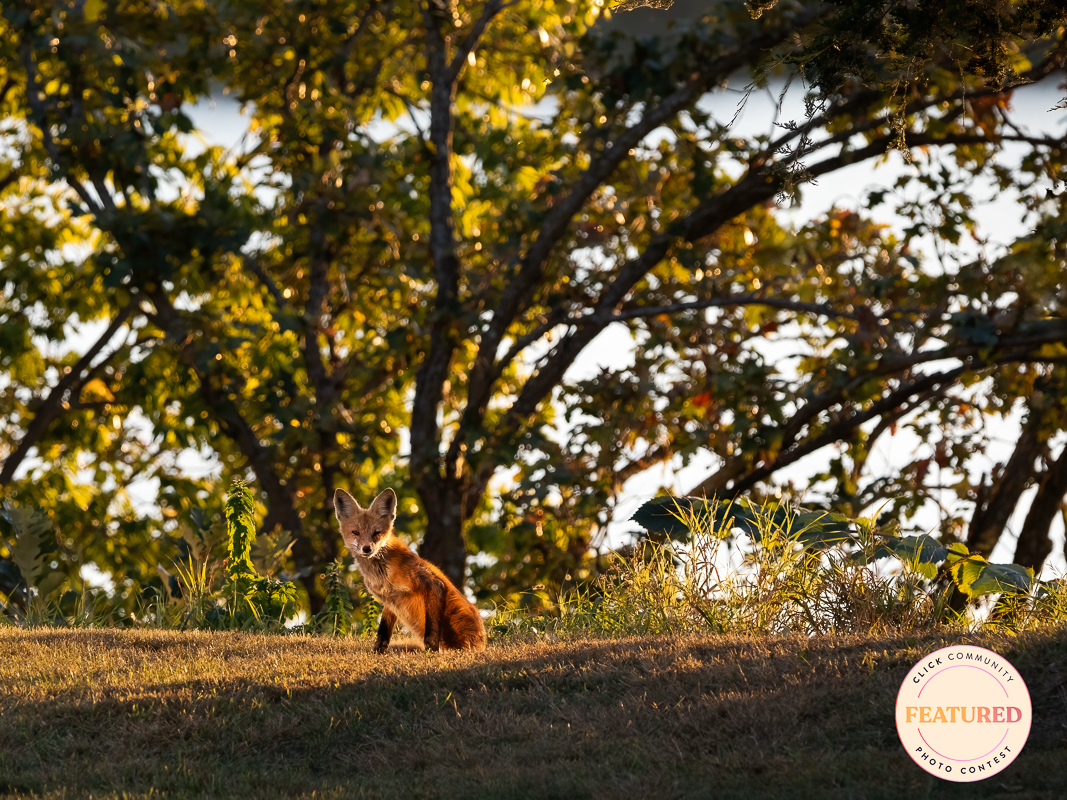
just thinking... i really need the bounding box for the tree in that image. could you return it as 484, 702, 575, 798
2, 0, 1065, 612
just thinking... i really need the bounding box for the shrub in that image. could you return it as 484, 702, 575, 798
492, 497, 1067, 639
172, 479, 298, 631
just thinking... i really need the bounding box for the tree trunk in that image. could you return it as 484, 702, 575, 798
416, 479, 467, 589
946, 413, 1046, 614
1013, 444, 1067, 573
966, 415, 1043, 557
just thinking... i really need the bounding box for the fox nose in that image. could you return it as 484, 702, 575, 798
362, 545, 372, 554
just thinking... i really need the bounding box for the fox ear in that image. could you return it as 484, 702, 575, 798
369, 488, 397, 521
334, 488, 360, 522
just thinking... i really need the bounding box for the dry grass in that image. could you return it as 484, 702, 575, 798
1, 626, 1066, 799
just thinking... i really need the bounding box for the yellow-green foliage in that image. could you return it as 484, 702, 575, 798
224, 479, 258, 581
313, 561, 354, 636
495, 500, 1067, 640
216, 479, 298, 629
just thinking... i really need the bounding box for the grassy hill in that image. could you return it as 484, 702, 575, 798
1, 627, 1065, 799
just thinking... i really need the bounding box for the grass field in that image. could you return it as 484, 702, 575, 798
1, 627, 1065, 799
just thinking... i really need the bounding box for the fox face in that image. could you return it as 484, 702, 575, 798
333, 488, 398, 558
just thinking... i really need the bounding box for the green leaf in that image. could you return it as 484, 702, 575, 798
251, 528, 294, 577
631, 496, 853, 548
36, 570, 67, 600
630, 496, 703, 539
225, 479, 258, 580
313, 560, 354, 635
1, 500, 53, 592
951, 558, 1034, 599
850, 534, 949, 577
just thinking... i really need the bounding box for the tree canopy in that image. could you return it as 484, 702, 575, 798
1, 0, 1065, 614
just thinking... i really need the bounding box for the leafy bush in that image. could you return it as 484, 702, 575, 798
0, 500, 55, 623
173, 479, 299, 631
492, 497, 1066, 639
1, 481, 315, 632
6, 486, 1064, 639
637, 496, 1053, 609
313, 561, 356, 636
0, 500, 118, 626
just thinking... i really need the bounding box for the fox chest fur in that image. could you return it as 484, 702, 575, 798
356, 548, 411, 607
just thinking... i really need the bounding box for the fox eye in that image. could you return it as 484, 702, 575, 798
371, 530, 381, 541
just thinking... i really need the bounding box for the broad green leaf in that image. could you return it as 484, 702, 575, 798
1, 500, 53, 591
36, 570, 68, 600
849, 534, 949, 577
952, 558, 1034, 599
631, 496, 853, 549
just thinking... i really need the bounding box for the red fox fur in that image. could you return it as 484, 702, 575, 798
333, 488, 487, 653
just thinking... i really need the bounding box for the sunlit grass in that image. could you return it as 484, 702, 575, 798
1, 626, 1065, 799
492, 499, 1067, 641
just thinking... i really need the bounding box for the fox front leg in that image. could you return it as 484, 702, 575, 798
375, 607, 397, 654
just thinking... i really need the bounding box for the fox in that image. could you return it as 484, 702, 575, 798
333, 487, 487, 653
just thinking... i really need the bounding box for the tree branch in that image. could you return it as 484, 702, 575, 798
303, 228, 335, 402
478, 291, 862, 430
66, 175, 104, 216
458, 5, 830, 466
966, 409, 1044, 557
480, 110, 1067, 476
605, 293, 863, 325
243, 253, 288, 309
90, 175, 117, 214
0, 298, 138, 487
725, 365, 971, 497
849, 387, 942, 483
1013, 441, 1067, 572
0, 167, 20, 196
693, 338, 1067, 500
447, 0, 510, 82
614, 442, 673, 487
762, 47, 1064, 173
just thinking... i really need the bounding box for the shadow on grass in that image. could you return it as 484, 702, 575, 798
1, 628, 1065, 799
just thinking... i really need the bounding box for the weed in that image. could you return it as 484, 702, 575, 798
313, 561, 355, 635
493, 498, 1067, 640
